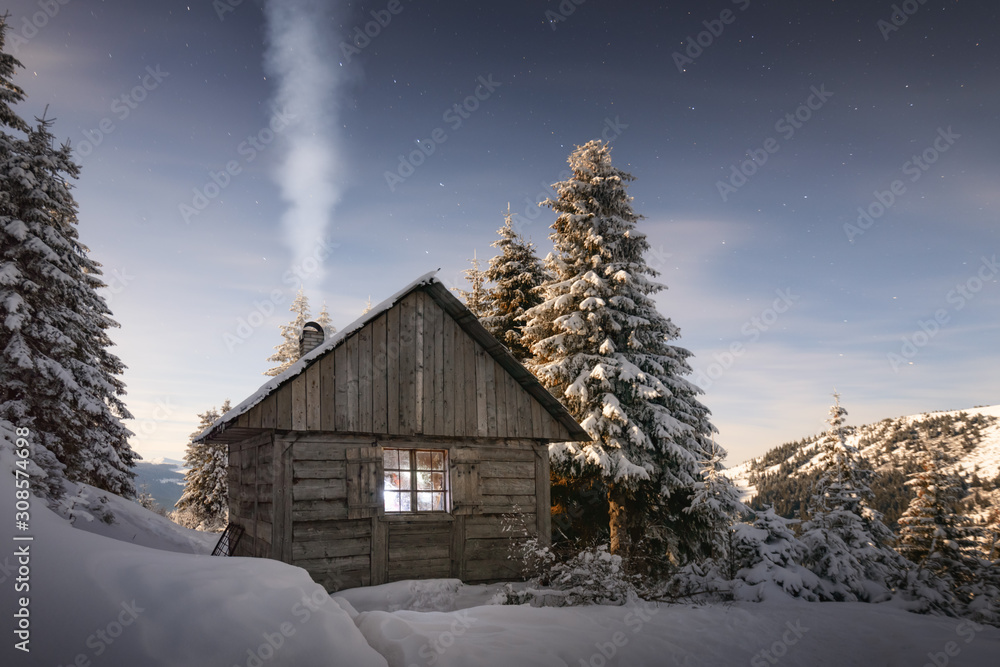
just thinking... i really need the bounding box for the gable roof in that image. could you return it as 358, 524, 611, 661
197, 271, 590, 444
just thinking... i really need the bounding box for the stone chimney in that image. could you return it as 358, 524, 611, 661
299, 322, 325, 357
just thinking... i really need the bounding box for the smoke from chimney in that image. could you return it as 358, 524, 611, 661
263, 0, 344, 290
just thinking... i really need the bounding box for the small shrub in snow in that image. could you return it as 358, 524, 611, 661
495, 508, 637, 606
493, 542, 637, 607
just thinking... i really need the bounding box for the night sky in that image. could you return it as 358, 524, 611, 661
6, 0, 998, 464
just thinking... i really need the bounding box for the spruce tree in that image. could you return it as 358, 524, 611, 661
315, 303, 336, 337
896, 444, 996, 619
480, 208, 546, 362
452, 251, 487, 317
522, 139, 718, 560
799, 394, 902, 600
175, 400, 231, 529
0, 19, 136, 500
265, 287, 311, 376
684, 438, 748, 559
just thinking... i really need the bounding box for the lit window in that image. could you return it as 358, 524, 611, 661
383, 448, 449, 513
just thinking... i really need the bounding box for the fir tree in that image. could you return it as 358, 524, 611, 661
800, 394, 902, 601
452, 251, 488, 317
480, 208, 546, 362
522, 139, 717, 560
0, 19, 137, 500
175, 400, 231, 529
684, 438, 748, 559
898, 445, 979, 571
265, 287, 311, 376
315, 302, 336, 337
729, 506, 825, 601
896, 445, 998, 621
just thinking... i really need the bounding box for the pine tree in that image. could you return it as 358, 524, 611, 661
480, 208, 546, 362
729, 506, 825, 601
521, 139, 717, 561
175, 400, 231, 529
452, 251, 487, 317
685, 438, 748, 559
898, 445, 978, 570
0, 19, 137, 500
896, 445, 993, 618
315, 302, 336, 337
265, 287, 311, 376
799, 394, 902, 601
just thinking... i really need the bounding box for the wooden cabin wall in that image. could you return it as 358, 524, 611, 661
227, 432, 275, 559
284, 434, 373, 592
234, 289, 576, 443
273, 433, 547, 588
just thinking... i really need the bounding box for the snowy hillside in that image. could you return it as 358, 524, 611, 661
726, 404, 1000, 526
3, 436, 1000, 665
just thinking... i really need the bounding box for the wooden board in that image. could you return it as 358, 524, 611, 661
371, 315, 388, 433
293, 518, 371, 541
306, 363, 321, 430
275, 383, 292, 430
441, 311, 455, 437
291, 373, 307, 431
386, 306, 400, 433
320, 352, 336, 431
399, 293, 416, 435
358, 325, 373, 433
371, 517, 388, 586
334, 343, 349, 431
346, 334, 360, 432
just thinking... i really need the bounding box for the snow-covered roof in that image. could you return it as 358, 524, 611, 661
196, 270, 590, 443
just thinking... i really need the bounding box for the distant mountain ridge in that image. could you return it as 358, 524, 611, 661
726, 404, 1000, 529
133, 458, 188, 510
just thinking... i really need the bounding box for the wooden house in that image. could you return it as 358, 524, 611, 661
196, 272, 589, 591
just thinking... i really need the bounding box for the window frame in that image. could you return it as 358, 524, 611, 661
382, 447, 451, 514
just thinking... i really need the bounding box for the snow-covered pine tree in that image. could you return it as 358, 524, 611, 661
452, 251, 488, 317
521, 139, 718, 561
684, 438, 748, 560
480, 208, 546, 362
0, 20, 137, 500
896, 444, 996, 620
315, 303, 336, 337
175, 400, 231, 530
729, 506, 825, 601
799, 393, 902, 601
265, 287, 311, 376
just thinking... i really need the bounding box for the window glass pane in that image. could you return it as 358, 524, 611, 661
400, 493, 412, 512
383, 449, 398, 470
397, 471, 411, 491
431, 451, 444, 469
416, 471, 432, 490
417, 492, 433, 511
431, 472, 444, 491
384, 491, 399, 512
431, 492, 444, 511
384, 472, 398, 492
416, 451, 433, 470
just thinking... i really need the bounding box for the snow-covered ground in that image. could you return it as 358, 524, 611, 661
3, 455, 999, 666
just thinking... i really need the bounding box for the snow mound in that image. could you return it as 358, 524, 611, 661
0, 442, 387, 667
